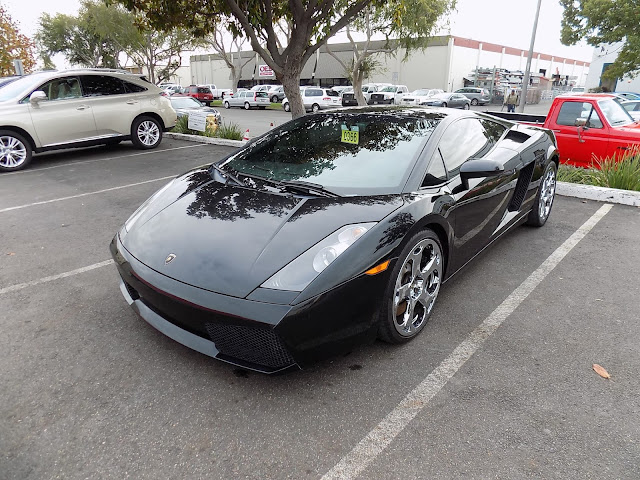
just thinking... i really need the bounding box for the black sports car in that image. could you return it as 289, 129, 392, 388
110, 107, 558, 373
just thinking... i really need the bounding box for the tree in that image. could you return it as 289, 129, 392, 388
37, 1, 124, 68
118, 0, 390, 118
560, 0, 640, 79
0, 5, 36, 76
199, 25, 253, 92
327, 0, 454, 106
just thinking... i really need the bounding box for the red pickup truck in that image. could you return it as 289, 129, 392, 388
489, 94, 640, 168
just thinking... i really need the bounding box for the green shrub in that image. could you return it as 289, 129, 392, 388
214, 122, 243, 140
171, 116, 243, 141
557, 148, 640, 192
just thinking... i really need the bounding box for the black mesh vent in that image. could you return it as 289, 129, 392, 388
124, 281, 140, 300
508, 161, 536, 212
205, 324, 295, 369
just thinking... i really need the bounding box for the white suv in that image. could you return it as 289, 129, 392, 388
282, 87, 341, 113
0, 69, 177, 171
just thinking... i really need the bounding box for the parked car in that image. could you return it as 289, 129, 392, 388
282, 87, 340, 113
163, 85, 184, 95
169, 96, 221, 123
341, 84, 386, 106
110, 106, 559, 372
204, 84, 233, 99
331, 86, 351, 95
369, 85, 409, 105
617, 100, 640, 120
251, 84, 279, 94
401, 89, 445, 105
267, 86, 286, 103
422, 92, 471, 109
181, 85, 214, 105
224, 90, 270, 109
0, 69, 176, 172
488, 94, 640, 168
613, 92, 640, 101
455, 87, 491, 105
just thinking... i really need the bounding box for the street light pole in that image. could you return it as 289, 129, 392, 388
517, 0, 542, 113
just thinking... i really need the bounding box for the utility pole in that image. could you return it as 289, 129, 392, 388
517, 0, 542, 113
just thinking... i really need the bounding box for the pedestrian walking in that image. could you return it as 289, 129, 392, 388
505, 89, 519, 113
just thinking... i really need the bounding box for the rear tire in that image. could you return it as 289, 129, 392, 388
471, 98, 479, 106
312, 103, 320, 113
224, 101, 230, 109
271, 95, 279, 103
283, 102, 290, 112
526, 161, 557, 227
378, 229, 444, 344
0, 130, 32, 172
244, 102, 250, 110
131, 116, 162, 150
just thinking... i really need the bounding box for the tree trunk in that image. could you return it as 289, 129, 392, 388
353, 69, 367, 106
231, 67, 240, 92
279, 65, 305, 119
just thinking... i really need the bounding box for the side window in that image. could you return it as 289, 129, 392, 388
480, 119, 507, 143
556, 101, 603, 128
81, 75, 125, 96
438, 118, 491, 176
422, 150, 448, 187
122, 80, 146, 93
35, 77, 82, 100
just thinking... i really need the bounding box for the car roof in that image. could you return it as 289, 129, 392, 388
560, 93, 615, 101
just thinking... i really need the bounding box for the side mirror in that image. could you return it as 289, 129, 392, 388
459, 158, 505, 190
29, 91, 47, 105
574, 118, 587, 127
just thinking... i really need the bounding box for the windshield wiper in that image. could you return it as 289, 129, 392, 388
210, 163, 245, 187
278, 180, 341, 198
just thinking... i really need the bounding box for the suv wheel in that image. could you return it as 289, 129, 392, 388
0, 131, 32, 172
131, 116, 162, 149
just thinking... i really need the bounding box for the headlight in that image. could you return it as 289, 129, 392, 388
384, 93, 393, 99
261, 223, 376, 291
124, 179, 175, 232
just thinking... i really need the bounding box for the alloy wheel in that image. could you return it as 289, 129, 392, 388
393, 238, 442, 337
0, 135, 27, 169
538, 165, 556, 221
137, 121, 160, 147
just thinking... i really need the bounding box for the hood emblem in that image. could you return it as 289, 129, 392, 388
165, 253, 177, 265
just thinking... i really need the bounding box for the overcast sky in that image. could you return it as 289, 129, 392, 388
6, 0, 594, 64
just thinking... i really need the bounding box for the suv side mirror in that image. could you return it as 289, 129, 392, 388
459, 158, 505, 190
29, 91, 47, 105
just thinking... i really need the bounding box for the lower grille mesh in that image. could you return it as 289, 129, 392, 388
205, 323, 295, 369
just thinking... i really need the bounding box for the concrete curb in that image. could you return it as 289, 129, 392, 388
165, 132, 246, 147
557, 181, 640, 207
164, 132, 640, 207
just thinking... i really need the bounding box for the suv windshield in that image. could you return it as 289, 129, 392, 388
222, 112, 441, 195
599, 99, 634, 126
0, 73, 51, 102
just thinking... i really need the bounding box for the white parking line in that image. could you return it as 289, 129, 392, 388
0, 176, 175, 214
0, 144, 208, 177
321, 203, 613, 480
0, 260, 115, 296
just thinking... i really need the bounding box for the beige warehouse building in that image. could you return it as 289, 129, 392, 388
189, 35, 590, 93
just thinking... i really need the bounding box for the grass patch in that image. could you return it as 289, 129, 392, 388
557, 148, 640, 192
171, 116, 244, 140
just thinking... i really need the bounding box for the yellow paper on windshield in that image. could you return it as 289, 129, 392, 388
341, 125, 359, 144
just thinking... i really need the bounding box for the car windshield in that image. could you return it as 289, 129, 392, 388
598, 99, 634, 126
222, 112, 441, 195
380, 86, 396, 92
622, 101, 640, 112
0, 73, 51, 102
171, 97, 202, 108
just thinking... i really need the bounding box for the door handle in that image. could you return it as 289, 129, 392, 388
126, 100, 138, 105
76, 105, 90, 110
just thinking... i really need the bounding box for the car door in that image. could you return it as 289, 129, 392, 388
435, 117, 516, 270
548, 100, 609, 167
230, 91, 243, 107
79, 75, 143, 137
27, 75, 98, 147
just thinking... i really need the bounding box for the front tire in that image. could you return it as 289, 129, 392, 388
131, 116, 162, 149
271, 95, 279, 103
283, 102, 290, 112
442, 102, 448, 108
527, 161, 557, 227
378, 229, 444, 344
463, 103, 470, 110
0, 130, 32, 172
471, 98, 479, 106
244, 102, 250, 110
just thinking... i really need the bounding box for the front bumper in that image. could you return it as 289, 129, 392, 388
110, 233, 390, 373
369, 98, 394, 105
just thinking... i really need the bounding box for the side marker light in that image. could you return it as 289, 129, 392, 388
365, 260, 390, 276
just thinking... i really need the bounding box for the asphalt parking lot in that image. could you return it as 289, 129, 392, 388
1, 139, 639, 479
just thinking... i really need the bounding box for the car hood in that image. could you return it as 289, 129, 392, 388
121, 170, 403, 298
